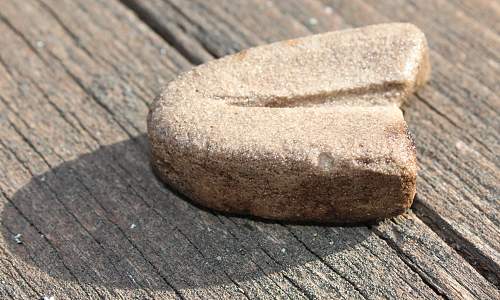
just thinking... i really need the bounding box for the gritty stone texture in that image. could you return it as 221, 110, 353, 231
148, 23, 430, 223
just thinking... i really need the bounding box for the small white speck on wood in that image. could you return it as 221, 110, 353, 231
13, 233, 22, 244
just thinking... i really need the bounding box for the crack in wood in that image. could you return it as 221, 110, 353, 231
0, 0, 497, 298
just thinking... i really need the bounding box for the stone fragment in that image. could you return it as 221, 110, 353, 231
148, 23, 430, 223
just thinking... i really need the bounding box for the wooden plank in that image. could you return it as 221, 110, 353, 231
318, 0, 500, 285
122, 0, 500, 296
0, 0, 438, 299
0, 0, 187, 297
1, 1, 433, 298
134, 0, 500, 285
0, 1, 497, 300
448, 0, 500, 33
270, 0, 500, 285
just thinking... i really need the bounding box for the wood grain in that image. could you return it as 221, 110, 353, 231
122, 0, 500, 288
0, 0, 498, 299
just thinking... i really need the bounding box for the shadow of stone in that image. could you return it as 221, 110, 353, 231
1, 134, 366, 291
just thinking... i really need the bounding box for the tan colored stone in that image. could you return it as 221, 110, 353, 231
148, 23, 430, 223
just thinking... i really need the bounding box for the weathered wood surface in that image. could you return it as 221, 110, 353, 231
0, 0, 497, 299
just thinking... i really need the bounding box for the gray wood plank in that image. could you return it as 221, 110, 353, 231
123, 0, 500, 295
0, 0, 435, 299
126, 0, 498, 296
318, 0, 500, 285
0, 0, 497, 299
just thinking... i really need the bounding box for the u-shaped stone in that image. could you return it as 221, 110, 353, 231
148, 23, 430, 223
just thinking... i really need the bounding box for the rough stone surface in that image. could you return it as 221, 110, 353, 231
148, 23, 430, 223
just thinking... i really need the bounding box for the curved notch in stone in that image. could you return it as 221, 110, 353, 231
148, 23, 430, 223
